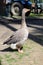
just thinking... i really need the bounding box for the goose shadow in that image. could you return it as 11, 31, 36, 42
29, 34, 43, 46
0, 19, 17, 31
0, 47, 18, 52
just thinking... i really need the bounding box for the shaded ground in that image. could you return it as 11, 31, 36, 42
0, 17, 43, 65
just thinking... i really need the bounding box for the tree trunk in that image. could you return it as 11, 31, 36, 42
0, 0, 6, 15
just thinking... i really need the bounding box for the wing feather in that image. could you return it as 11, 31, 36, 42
3, 28, 25, 45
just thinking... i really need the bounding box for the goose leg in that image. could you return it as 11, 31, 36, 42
16, 44, 23, 53
18, 48, 23, 53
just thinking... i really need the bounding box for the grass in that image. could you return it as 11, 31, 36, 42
5, 54, 11, 59
7, 58, 17, 63
0, 60, 2, 65
30, 13, 43, 18
12, 12, 43, 19
0, 39, 43, 65
1, 12, 43, 20
0, 56, 2, 65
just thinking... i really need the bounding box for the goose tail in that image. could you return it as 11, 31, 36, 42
10, 43, 17, 49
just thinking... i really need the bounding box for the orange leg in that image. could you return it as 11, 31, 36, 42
18, 48, 23, 53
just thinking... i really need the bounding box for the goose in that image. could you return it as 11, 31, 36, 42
3, 8, 30, 53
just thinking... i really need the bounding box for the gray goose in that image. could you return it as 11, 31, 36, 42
3, 8, 30, 53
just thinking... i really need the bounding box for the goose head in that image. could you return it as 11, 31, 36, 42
21, 8, 30, 28
22, 8, 30, 14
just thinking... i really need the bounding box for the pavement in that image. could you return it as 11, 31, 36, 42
0, 17, 43, 46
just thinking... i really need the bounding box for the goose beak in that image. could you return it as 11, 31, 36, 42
25, 9, 30, 12
22, 8, 30, 14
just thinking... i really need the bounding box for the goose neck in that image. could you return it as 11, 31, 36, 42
21, 12, 26, 27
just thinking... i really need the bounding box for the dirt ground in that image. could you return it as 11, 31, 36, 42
0, 17, 43, 65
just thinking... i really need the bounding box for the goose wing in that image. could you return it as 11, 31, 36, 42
3, 28, 25, 45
